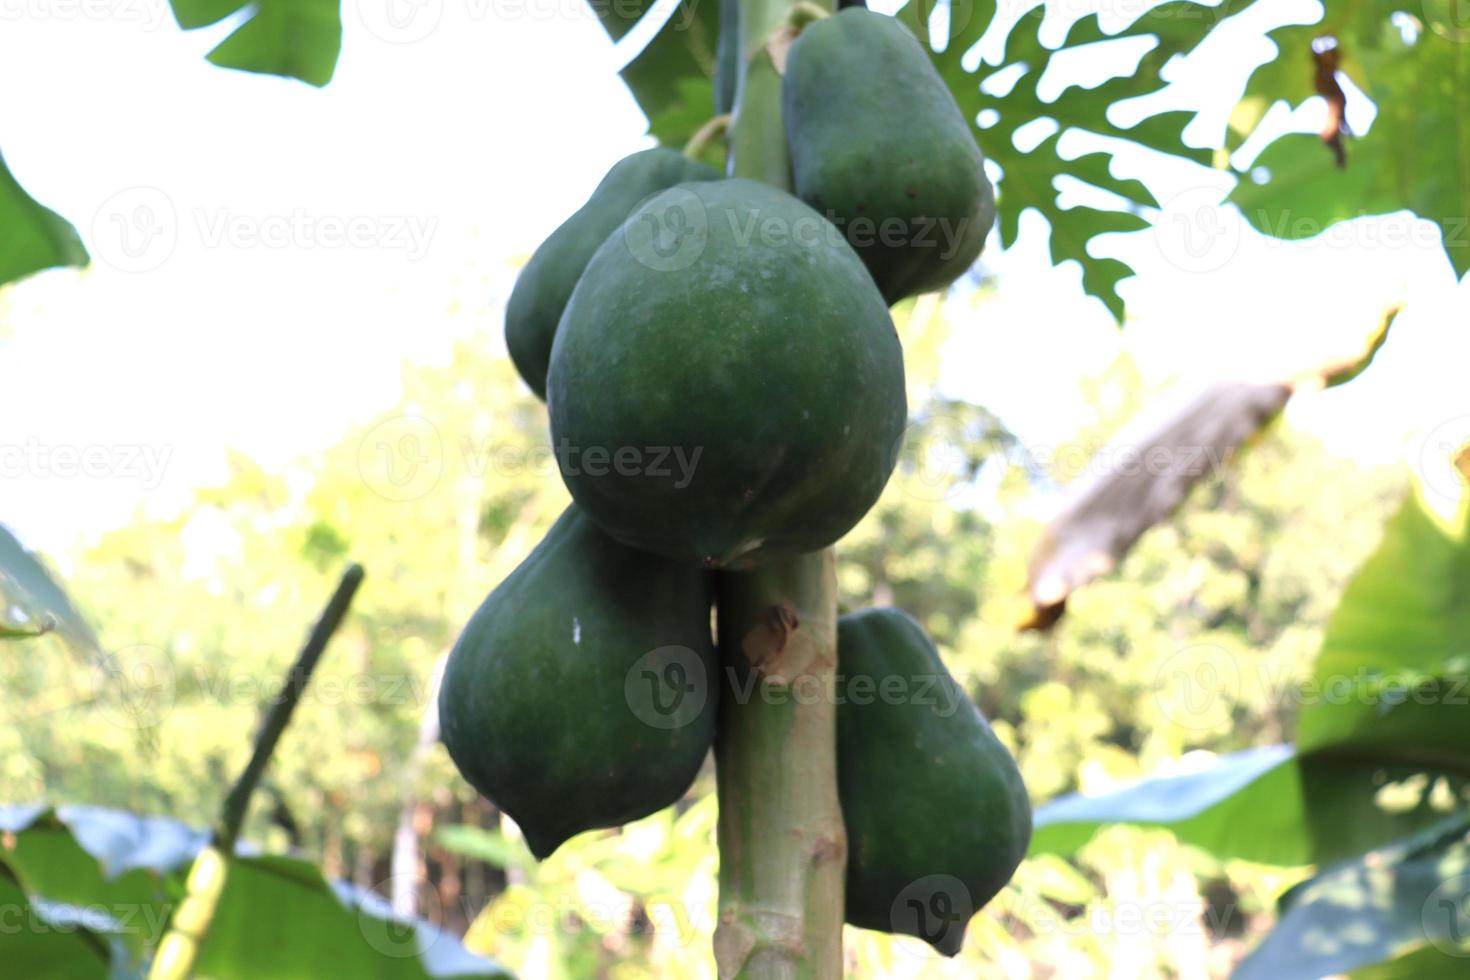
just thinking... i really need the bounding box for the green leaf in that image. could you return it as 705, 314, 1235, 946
583, 0, 721, 146
1234, 815, 1470, 978
170, 0, 245, 28
618, 0, 720, 128
1231, 5, 1470, 278
169, 0, 342, 87
1353, 945, 1470, 980
589, 0, 656, 41
1031, 744, 1307, 863
1296, 480, 1470, 766
1032, 464, 1470, 871
0, 805, 513, 979
648, 77, 721, 154
2, 805, 204, 879
436, 824, 531, 873
202, 855, 515, 979
0, 523, 99, 655
0, 150, 87, 289
0, 859, 113, 980
0, 806, 183, 967
1031, 745, 1470, 867
896, 1, 1231, 320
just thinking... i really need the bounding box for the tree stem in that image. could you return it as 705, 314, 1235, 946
729, 0, 813, 187
685, 114, 734, 161
216, 563, 365, 849
714, 552, 846, 979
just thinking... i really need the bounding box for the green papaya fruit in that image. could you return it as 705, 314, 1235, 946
783, 9, 995, 304
438, 506, 717, 859
505, 149, 719, 399
546, 178, 907, 569
836, 608, 1031, 956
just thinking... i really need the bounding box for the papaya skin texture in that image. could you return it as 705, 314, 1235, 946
836, 608, 1031, 955
783, 9, 996, 304
505, 148, 719, 399
546, 178, 907, 570
438, 506, 717, 860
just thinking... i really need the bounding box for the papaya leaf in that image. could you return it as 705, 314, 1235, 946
590, 0, 721, 136
589, 0, 657, 40
647, 77, 720, 152
168, 0, 341, 87
1296, 473, 1470, 766
0, 523, 99, 655
0, 807, 182, 966
1352, 946, 1470, 980
0, 805, 512, 979
0, 859, 115, 980
895, 0, 1241, 320
1031, 745, 1470, 867
0, 150, 87, 289
1, 804, 205, 880
1234, 815, 1470, 979
597, 1, 1469, 307
1030, 745, 1306, 864
1230, 4, 1470, 279
202, 854, 515, 979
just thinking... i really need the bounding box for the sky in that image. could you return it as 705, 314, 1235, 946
0, 0, 1465, 557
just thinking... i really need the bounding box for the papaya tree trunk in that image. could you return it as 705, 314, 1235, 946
727, 0, 798, 191
714, 552, 846, 979
715, 6, 845, 974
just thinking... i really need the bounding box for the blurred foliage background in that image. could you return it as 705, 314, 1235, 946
0, 294, 1407, 977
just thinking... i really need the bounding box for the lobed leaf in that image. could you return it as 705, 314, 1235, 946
0, 151, 87, 289
169, 0, 342, 87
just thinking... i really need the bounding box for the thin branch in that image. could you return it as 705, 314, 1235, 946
215, 564, 365, 849
684, 114, 733, 161
149, 563, 365, 980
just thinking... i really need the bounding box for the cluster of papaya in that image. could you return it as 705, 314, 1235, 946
440, 7, 1026, 957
